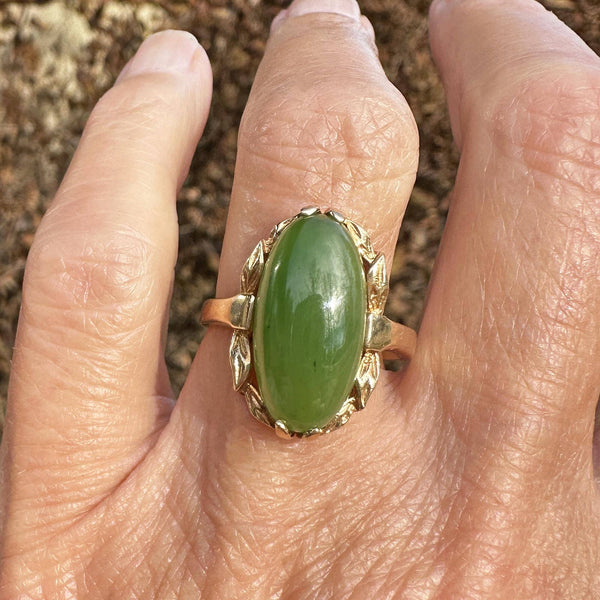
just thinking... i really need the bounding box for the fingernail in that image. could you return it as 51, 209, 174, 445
117, 30, 200, 82
280, 0, 361, 22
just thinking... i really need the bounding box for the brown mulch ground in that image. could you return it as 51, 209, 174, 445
1, 0, 598, 434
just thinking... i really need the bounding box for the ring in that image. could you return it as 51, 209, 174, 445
201, 207, 417, 439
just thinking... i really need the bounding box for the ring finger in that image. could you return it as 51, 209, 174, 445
177, 0, 420, 444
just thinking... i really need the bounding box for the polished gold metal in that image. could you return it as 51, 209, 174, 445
200, 294, 254, 330
355, 351, 381, 409
230, 330, 251, 390
300, 206, 320, 217
275, 420, 292, 439
383, 323, 417, 361
325, 209, 345, 223
366, 254, 388, 314
344, 218, 377, 264
243, 383, 272, 427
241, 241, 265, 294
364, 313, 392, 351
200, 207, 418, 438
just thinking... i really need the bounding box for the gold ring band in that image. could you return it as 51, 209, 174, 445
200, 297, 416, 361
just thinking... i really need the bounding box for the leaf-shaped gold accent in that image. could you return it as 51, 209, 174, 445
274, 420, 292, 439
324, 399, 357, 433
240, 241, 264, 294
325, 209, 345, 223
229, 331, 251, 391
344, 219, 377, 263
300, 206, 320, 217
366, 253, 388, 314
300, 427, 324, 437
261, 237, 275, 257
243, 383, 273, 427
274, 216, 296, 236
354, 351, 381, 409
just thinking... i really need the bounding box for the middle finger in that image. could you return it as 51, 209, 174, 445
181, 0, 420, 440
171, 1, 433, 593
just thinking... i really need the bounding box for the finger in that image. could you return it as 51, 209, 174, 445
170, 4, 427, 588
179, 0, 419, 439
4, 31, 212, 521
216, 3, 418, 297
175, 0, 421, 522
425, 2, 600, 467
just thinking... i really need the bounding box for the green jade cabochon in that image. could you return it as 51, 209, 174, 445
252, 214, 367, 433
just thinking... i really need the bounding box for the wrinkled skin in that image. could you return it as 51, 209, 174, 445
2, 0, 600, 598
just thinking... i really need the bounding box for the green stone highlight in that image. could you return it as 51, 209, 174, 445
252, 214, 366, 433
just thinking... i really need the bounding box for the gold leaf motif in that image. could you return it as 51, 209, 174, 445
261, 237, 275, 256
366, 254, 388, 314
229, 331, 251, 391
243, 383, 273, 427
274, 420, 292, 439
300, 428, 323, 437
322, 399, 356, 433
325, 209, 345, 223
240, 241, 264, 294
354, 351, 381, 409
300, 206, 320, 217
344, 219, 377, 263
274, 216, 296, 236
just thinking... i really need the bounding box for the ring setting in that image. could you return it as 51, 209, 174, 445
201, 207, 416, 439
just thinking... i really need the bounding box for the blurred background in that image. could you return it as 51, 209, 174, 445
0, 0, 598, 432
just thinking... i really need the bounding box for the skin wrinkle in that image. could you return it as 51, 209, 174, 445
204, 493, 270, 580
22, 313, 154, 364
85, 75, 199, 162
193, 390, 440, 596
238, 103, 416, 196
54, 180, 174, 226
157, 507, 204, 594
68, 141, 178, 196
35, 313, 148, 369
3, 400, 169, 569
27, 239, 157, 310
434, 401, 592, 597
427, 69, 600, 455
81, 450, 181, 596
426, 268, 596, 600
272, 390, 447, 597
24, 276, 162, 360
12, 345, 126, 416
234, 90, 417, 286
235, 80, 417, 217
240, 102, 414, 159
169, 436, 215, 593
492, 75, 600, 199
33, 210, 171, 250
16, 235, 171, 444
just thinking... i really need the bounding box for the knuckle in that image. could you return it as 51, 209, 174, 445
491, 67, 600, 194
86, 77, 185, 149
24, 228, 162, 338
239, 79, 419, 195
489, 67, 600, 276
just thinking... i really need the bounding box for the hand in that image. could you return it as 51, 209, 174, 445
2, 0, 599, 597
